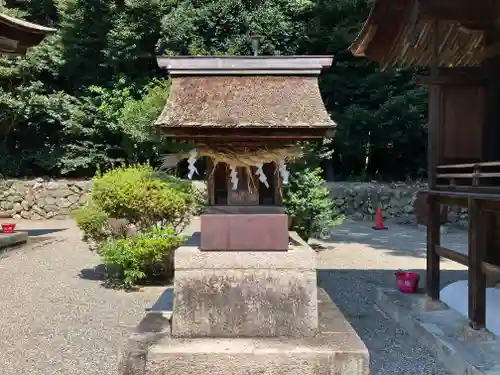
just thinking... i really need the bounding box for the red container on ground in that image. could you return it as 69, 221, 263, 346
1, 223, 16, 233
395, 271, 420, 293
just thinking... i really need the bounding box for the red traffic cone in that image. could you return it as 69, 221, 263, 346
373, 207, 388, 230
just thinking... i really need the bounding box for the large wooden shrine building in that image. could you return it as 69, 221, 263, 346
351, 0, 500, 330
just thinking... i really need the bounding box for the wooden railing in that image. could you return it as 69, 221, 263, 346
436, 161, 500, 192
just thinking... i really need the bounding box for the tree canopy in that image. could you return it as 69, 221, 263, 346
0, 0, 428, 180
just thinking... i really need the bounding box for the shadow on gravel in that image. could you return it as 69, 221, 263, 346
79, 264, 107, 281
19, 228, 67, 237
79, 263, 171, 291
318, 268, 467, 375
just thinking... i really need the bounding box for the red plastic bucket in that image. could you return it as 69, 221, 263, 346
1, 223, 16, 234
395, 271, 420, 293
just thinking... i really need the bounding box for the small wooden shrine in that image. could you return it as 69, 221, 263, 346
350, 0, 500, 330
156, 54, 334, 251
0, 13, 55, 55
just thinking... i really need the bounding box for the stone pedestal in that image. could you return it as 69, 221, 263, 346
173, 232, 318, 337
120, 232, 369, 375
120, 289, 369, 375
200, 206, 289, 251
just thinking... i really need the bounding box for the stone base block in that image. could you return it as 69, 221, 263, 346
376, 288, 500, 375
172, 232, 318, 338
0, 231, 28, 250
200, 206, 289, 251
120, 289, 369, 375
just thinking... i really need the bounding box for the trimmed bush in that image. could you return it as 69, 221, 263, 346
99, 226, 184, 288
91, 164, 194, 232
73, 202, 109, 244
73, 164, 196, 288
283, 168, 343, 241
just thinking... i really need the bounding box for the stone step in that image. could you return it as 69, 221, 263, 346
0, 231, 28, 251
376, 287, 500, 375
120, 288, 369, 375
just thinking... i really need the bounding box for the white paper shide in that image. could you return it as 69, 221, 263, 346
229, 165, 239, 190
187, 149, 198, 179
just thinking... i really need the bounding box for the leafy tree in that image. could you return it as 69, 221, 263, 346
0, 0, 429, 181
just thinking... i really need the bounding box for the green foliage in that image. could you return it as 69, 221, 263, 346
91, 164, 194, 231
73, 203, 109, 244
283, 168, 342, 241
73, 165, 195, 288
99, 226, 184, 288
118, 79, 171, 143
0, 0, 429, 180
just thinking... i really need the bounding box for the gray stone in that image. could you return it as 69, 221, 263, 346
0, 231, 28, 249
67, 194, 80, 204
51, 189, 73, 198
376, 288, 500, 375
1, 201, 13, 210
173, 232, 318, 338
57, 198, 72, 208
69, 185, 82, 193
31, 212, 43, 220
21, 200, 29, 211
12, 202, 22, 213
46, 181, 60, 190
10, 195, 23, 203
37, 198, 46, 208
120, 289, 369, 375
45, 197, 56, 206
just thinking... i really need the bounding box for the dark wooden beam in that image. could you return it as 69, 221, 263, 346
158, 126, 329, 141
426, 194, 441, 300
417, 70, 486, 86
482, 261, 500, 279
429, 188, 500, 199
435, 246, 468, 266
468, 198, 486, 330
419, 0, 498, 23
479, 41, 500, 61
161, 134, 324, 141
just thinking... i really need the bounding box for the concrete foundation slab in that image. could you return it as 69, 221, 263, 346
119, 289, 369, 375
172, 232, 318, 338
376, 287, 500, 375
0, 231, 28, 251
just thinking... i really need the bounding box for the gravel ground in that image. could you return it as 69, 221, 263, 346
316, 219, 468, 375
0, 218, 468, 375
0, 220, 163, 375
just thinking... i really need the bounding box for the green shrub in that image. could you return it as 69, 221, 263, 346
283, 168, 343, 241
191, 182, 208, 216
91, 164, 194, 231
99, 226, 185, 288
73, 203, 109, 244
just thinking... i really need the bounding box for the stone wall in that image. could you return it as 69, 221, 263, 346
326, 181, 468, 226
0, 178, 468, 224
0, 179, 91, 220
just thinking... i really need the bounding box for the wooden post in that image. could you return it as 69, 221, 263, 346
428, 18, 440, 189
426, 194, 441, 300
206, 158, 215, 206
468, 198, 486, 329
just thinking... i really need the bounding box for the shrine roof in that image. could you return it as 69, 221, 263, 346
155, 56, 335, 131
349, 0, 486, 69
0, 13, 56, 55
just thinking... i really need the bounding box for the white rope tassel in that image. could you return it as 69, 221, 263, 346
278, 160, 289, 185
229, 165, 239, 190
255, 163, 269, 188
187, 149, 198, 179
